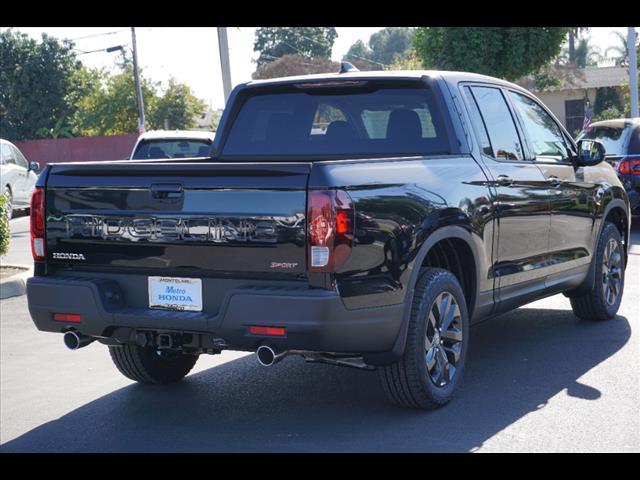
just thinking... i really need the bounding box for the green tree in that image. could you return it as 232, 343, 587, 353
389, 49, 424, 70
562, 37, 601, 68
253, 27, 337, 67
252, 54, 339, 80
0, 29, 84, 140
343, 40, 378, 70
567, 27, 589, 64
150, 78, 207, 130
414, 27, 569, 81
344, 28, 415, 70
210, 110, 223, 131
71, 65, 159, 136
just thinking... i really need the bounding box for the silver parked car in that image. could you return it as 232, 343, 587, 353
1, 138, 39, 219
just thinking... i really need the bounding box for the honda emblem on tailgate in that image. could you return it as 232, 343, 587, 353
52, 252, 86, 261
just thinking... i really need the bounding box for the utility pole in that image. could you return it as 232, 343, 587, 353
131, 27, 146, 133
217, 27, 232, 105
629, 27, 639, 118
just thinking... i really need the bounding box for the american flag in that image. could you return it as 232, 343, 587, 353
582, 101, 592, 134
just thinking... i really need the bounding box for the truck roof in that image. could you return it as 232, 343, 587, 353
244, 69, 527, 92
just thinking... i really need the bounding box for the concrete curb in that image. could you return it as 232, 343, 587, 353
0, 265, 33, 300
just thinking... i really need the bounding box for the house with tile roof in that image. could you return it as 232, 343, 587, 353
524, 67, 631, 136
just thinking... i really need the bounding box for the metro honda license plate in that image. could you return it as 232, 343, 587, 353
148, 276, 203, 312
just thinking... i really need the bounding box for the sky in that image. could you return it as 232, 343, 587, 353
8, 26, 636, 110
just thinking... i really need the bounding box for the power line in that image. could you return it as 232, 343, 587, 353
67, 29, 129, 42
274, 29, 390, 68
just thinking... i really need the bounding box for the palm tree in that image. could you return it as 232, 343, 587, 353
561, 37, 602, 67
568, 27, 590, 64
605, 31, 632, 67
575, 38, 602, 67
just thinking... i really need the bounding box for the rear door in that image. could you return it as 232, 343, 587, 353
461, 85, 551, 303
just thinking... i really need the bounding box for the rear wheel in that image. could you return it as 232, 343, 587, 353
379, 268, 469, 409
109, 344, 199, 384
570, 222, 625, 321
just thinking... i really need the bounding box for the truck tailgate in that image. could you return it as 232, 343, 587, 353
44, 161, 310, 278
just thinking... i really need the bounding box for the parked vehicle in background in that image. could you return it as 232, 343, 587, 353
577, 118, 640, 217
1, 139, 39, 219
130, 130, 215, 160
26, 69, 630, 409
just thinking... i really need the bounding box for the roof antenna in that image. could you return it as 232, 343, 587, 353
339, 61, 359, 74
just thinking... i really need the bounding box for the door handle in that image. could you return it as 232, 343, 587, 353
495, 174, 513, 186
150, 183, 183, 199
547, 175, 563, 187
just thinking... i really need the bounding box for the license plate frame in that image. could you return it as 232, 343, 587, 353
148, 276, 203, 312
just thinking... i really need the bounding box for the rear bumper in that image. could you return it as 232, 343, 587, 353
26, 275, 404, 355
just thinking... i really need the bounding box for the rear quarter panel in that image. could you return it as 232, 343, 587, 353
309, 155, 495, 312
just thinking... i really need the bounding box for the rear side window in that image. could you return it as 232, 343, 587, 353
132, 139, 212, 159
463, 87, 493, 157
221, 86, 449, 159
579, 126, 627, 156
468, 86, 523, 161
1, 143, 17, 165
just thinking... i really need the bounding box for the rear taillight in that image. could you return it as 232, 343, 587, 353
30, 187, 45, 261
618, 158, 640, 175
307, 190, 354, 272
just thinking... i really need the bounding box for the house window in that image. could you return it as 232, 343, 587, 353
565, 99, 585, 136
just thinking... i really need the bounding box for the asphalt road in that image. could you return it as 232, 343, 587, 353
1, 218, 638, 452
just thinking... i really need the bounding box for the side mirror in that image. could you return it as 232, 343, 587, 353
28, 161, 40, 172
576, 139, 606, 166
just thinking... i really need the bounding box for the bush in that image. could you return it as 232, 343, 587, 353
0, 195, 9, 257
592, 106, 624, 123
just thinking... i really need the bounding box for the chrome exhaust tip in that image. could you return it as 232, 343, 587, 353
63, 331, 95, 350
256, 345, 287, 367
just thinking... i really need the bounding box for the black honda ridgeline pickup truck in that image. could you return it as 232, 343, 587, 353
27, 67, 630, 409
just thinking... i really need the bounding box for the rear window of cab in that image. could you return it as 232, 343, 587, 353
220, 84, 449, 160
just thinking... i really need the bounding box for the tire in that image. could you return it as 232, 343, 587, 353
109, 344, 199, 384
3, 187, 13, 221
379, 268, 469, 409
570, 222, 625, 321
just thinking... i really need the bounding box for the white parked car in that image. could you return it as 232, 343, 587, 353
1, 138, 39, 219
129, 130, 216, 160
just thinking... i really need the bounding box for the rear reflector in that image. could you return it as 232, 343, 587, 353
53, 313, 82, 323
248, 326, 286, 337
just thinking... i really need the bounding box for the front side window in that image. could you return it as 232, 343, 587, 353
469, 86, 523, 161
12, 146, 29, 168
221, 86, 449, 159
508, 91, 570, 163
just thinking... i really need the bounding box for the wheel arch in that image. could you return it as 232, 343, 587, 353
364, 225, 481, 366
565, 198, 630, 298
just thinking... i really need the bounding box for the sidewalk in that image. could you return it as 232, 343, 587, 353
1, 213, 33, 299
